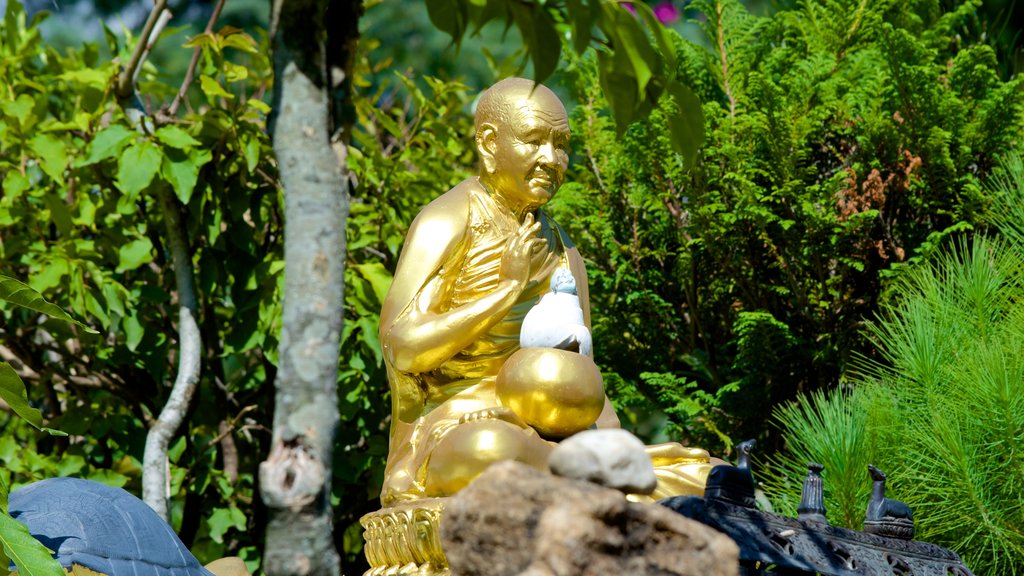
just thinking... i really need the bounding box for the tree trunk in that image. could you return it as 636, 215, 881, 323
259, 0, 359, 573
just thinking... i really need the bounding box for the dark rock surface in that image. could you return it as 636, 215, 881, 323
441, 461, 739, 576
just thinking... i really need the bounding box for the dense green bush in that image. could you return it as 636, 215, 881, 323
549, 0, 1024, 451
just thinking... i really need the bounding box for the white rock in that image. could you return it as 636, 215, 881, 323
548, 429, 657, 495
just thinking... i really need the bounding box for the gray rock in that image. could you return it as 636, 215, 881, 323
442, 461, 739, 576
548, 428, 657, 495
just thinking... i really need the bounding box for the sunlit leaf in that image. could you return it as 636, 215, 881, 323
123, 313, 144, 352
352, 263, 393, 304
79, 124, 135, 166
0, 363, 42, 429
0, 512, 65, 576
1, 94, 34, 128
207, 506, 246, 544
200, 75, 234, 101
0, 274, 95, 331
116, 237, 154, 272
154, 125, 200, 149
29, 134, 67, 182
161, 149, 200, 203
221, 30, 259, 53
116, 140, 162, 197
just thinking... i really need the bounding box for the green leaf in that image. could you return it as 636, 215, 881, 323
57, 67, 110, 88
85, 469, 128, 488
510, 3, 561, 84
42, 195, 72, 238
632, 2, 678, 72
154, 125, 200, 149
599, 3, 658, 95
207, 506, 246, 544
242, 133, 260, 174
123, 313, 143, 352
426, 0, 467, 40
79, 125, 135, 166
28, 134, 67, 182
664, 81, 705, 169
566, 0, 597, 55
0, 511, 66, 576
0, 275, 95, 332
0, 363, 42, 430
352, 263, 392, 304
161, 150, 200, 203
199, 75, 234, 101
597, 50, 640, 133
2, 172, 29, 199
116, 237, 154, 272
221, 30, 259, 53
1, 94, 34, 128
116, 140, 162, 197
224, 61, 249, 82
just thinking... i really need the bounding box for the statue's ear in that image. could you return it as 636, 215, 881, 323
476, 123, 498, 175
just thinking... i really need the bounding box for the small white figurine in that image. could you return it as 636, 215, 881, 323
519, 267, 593, 356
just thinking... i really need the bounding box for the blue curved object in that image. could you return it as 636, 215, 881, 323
9, 477, 213, 576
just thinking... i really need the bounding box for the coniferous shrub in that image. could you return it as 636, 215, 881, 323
767, 154, 1024, 573
548, 0, 1024, 450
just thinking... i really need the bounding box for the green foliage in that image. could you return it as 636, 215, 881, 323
1, 0, 275, 570
549, 0, 1024, 451
425, 0, 705, 165
767, 225, 1024, 572
765, 388, 878, 527
0, 512, 65, 576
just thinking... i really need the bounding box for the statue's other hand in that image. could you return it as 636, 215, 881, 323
499, 212, 544, 287
459, 406, 528, 428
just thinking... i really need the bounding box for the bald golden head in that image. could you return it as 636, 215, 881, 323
474, 77, 569, 137
474, 78, 571, 215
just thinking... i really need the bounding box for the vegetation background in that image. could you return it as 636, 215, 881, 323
0, 0, 1022, 573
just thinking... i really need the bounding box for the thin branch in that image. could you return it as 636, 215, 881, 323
142, 187, 203, 521
133, 8, 174, 86
116, 0, 170, 100
167, 0, 229, 117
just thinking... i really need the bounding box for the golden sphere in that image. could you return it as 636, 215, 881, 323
495, 348, 605, 439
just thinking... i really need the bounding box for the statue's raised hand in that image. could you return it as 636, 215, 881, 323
499, 212, 544, 287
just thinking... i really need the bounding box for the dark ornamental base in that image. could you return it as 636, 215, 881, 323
661, 495, 972, 576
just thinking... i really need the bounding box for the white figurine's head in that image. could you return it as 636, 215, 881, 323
550, 267, 577, 295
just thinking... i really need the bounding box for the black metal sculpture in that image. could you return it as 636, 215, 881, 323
660, 441, 973, 575
864, 464, 914, 540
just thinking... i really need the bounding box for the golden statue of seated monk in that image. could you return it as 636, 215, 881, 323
376, 77, 716, 510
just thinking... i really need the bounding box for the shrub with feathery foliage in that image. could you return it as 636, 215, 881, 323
548, 0, 1024, 452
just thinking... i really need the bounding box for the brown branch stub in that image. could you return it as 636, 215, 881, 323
259, 439, 325, 509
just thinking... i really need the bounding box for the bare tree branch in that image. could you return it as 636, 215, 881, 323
167, 0, 229, 117
142, 187, 203, 520
116, 0, 170, 100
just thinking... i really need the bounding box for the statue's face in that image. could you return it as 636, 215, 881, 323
489, 90, 570, 211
